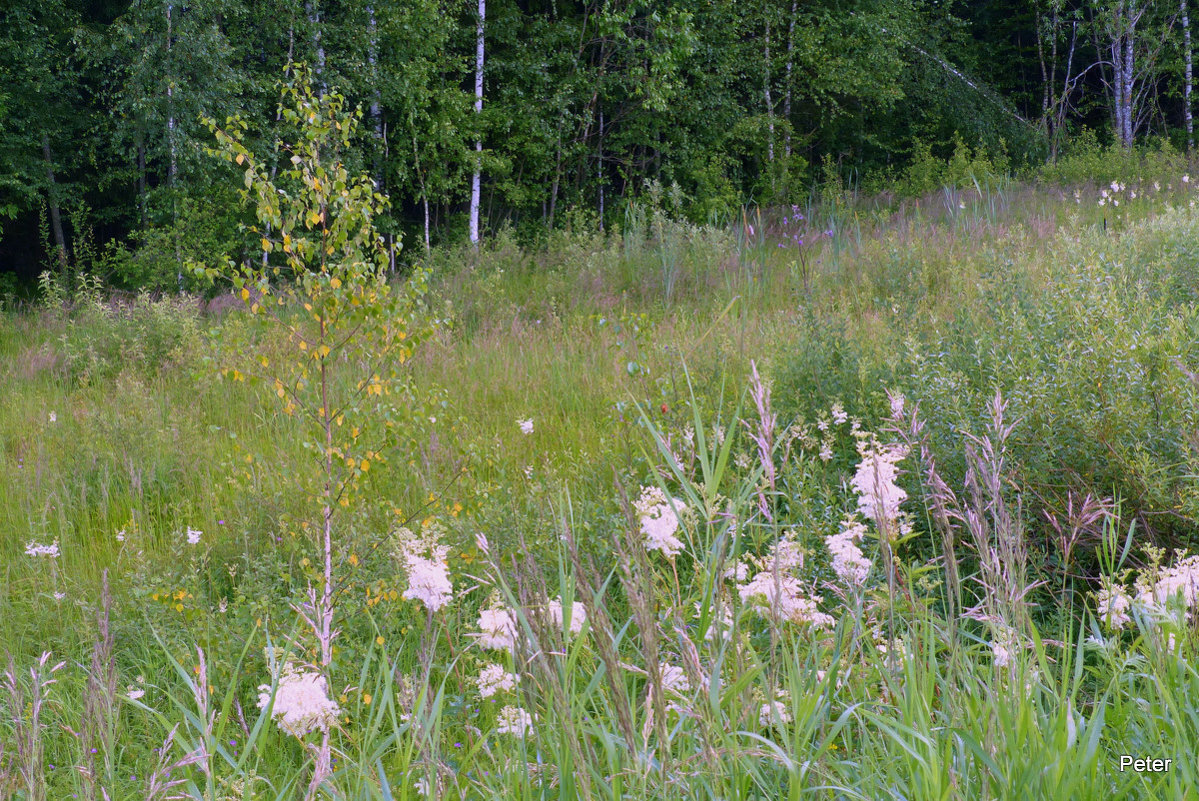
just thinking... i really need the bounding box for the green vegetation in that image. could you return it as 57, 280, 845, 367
6, 111, 1199, 795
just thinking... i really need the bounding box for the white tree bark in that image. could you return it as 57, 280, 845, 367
784, 0, 796, 159
1185, 0, 1194, 149
469, 0, 485, 245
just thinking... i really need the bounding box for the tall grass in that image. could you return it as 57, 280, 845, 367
3, 172, 1199, 797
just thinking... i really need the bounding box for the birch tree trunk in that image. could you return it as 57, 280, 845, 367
1185, 0, 1194, 150
763, 14, 775, 168
469, 0, 485, 246
783, 0, 796, 159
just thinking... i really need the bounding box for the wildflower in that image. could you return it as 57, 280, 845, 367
115, 530, 126, 542
659, 664, 690, 696
738, 573, 833, 628
818, 441, 833, 462
1097, 583, 1132, 629
256, 662, 341, 738
888, 392, 906, 418
49, 412, 57, 423
53, 592, 65, 602
126, 688, 145, 701
186, 527, 202, 546
517, 418, 534, 435
831, 403, 848, 425
547, 598, 586, 634
635, 486, 686, 558
723, 561, 750, 582
25, 540, 59, 558
1185, 174, 1191, 184
850, 441, 909, 527
476, 605, 518, 652
759, 698, 792, 727
695, 602, 734, 642
825, 518, 872, 586
1098, 198, 1106, 207
476, 664, 519, 698
395, 523, 454, 612
495, 705, 534, 737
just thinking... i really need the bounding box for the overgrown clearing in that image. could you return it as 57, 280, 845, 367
5, 176, 1199, 798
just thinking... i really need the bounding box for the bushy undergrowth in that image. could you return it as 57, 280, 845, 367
6, 171, 1199, 798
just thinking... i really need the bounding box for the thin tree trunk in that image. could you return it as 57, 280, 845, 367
763, 14, 775, 169
41, 135, 68, 272
597, 108, 604, 230
1185, 0, 1193, 150
137, 136, 147, 230
784, 0, 796, 159
469, 0, 485, 246
368, 4, 384, 184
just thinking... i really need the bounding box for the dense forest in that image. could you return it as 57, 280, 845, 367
0, 0, 1194, 287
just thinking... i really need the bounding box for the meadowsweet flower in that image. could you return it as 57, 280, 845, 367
819, 441, 833, 462
495, 705, 534, 737
695, 602, 734, 642
517, 418, 534, 435
635, 486, 686, 558
850, 441, 908, 526
759, 697, 792, 727
1097, 583, 1132, 629
825, 518, 872, 586
831, 403, 848, 425
476, 664, 519, 698
723, 561, 750, 582
476, 605, 518, 652
547, 598, 586, 634
738, 573, 833, 628
395, 523, 454, 612
658, 664, 692, 713
25, 540, 59, 558
186, 527, 202, 545
256, 662, 341, 738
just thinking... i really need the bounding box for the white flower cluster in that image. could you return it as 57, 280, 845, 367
850, 441, 909, 526
475, 664, 519, 698
758, 691, 792, 727
495, 704, 534, 737
517, 418, 534, 435
186, 527, 202, 546
1098, 553, 1199, 630
547, 597, 586, 634
476, 605, 519, 652
635, 486, 687, 558
395, 523, 454, 612
256, 660, 341, 738
825, 518, 872, 587
736, 531, 833, 628
24, 540, 59, 558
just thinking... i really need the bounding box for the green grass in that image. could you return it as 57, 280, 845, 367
4, 174, 1199, 798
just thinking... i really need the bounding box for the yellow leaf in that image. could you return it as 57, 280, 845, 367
360, 459, 370, 472
276, 387, 286, 398
330, 277, 342, 289
240, 287, 250, 301
235, 152, 245, 165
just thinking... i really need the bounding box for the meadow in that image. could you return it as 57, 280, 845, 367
8, 155, 1199, 799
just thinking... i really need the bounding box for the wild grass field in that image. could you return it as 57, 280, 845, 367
9, 160, 1199, 799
